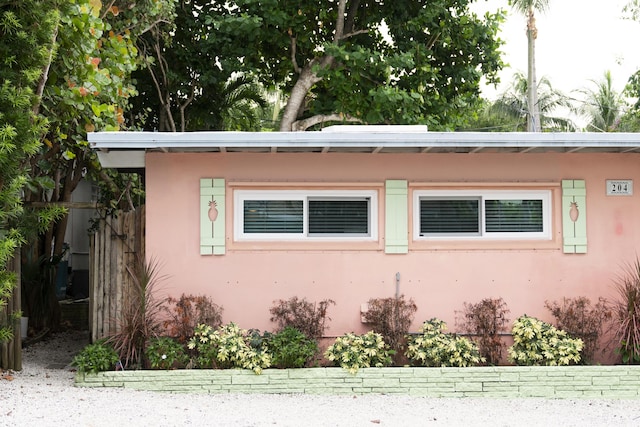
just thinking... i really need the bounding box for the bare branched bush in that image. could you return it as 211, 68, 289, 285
163, 293, 223, 343
363, 295, 417, 365
545, 296, 611, 364
457, 297, 510, 365
269, 296, 335, 340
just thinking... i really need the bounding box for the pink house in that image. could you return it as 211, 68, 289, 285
90, 126, 640, 360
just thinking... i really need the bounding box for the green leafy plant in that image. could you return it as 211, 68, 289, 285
187, 322, 271, 374
266, 326, 319, 368
545, 296, 611, 364
406, 318, 485, 367
363, 295, 417, 365
107, 255, 166, 369
508, 315, 583, 366
457, 298, 510, 365
269, 296, 335, 340
611, 258, 640, 364
162, 293, 223, 343
72, 340, 119, 374
147, 337, 188, 370
324, 331, 393, 374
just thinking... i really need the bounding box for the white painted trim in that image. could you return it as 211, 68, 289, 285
234, 189, 378, 242
413, 189, 552, 241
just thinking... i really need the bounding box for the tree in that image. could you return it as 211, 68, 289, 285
0, 1, 64, 345
19, 0, 175, 330
130, 0, 506, 132
509, 0, 549, 132
130, 0, 267, 132
576, 71, 626, 132
490, 72, 575, 131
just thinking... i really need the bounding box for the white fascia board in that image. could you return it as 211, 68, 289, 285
96, 150, 145, 168
88, 131, 640, 153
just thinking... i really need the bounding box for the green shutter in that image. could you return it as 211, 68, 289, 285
200, 178, 225, 255
562, 179, 587, 254
385, 180, 408, 254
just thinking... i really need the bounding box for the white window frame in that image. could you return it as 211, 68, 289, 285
413, 189, 552, 240
234, 189, 378, 241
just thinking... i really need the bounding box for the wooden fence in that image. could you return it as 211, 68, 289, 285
89, 206, 145, 342
0, 251, 21, 371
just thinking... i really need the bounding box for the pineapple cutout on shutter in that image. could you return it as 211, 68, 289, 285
208, 200, 219, 223
569, 201, 579, 222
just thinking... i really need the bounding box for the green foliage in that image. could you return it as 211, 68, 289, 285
107, 256, 166, 369
187, 323, 271, 374
269, 296, 335, 341
0, 2, 59, 343
406, 318, 484, 367
545, 297, 611, 364
266, 326, 319, 369
508, 315, 583, 366
130, 0, 505, 131
457, 298, 510, 365
363, 295, 417, 365
324, 331, 393, 374
162, 293, 223, 343
147, 336, 188, 369
72, 340, 119, 374
611, 259, 640, 364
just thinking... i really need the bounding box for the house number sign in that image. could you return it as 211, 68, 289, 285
606, 180, 633, 196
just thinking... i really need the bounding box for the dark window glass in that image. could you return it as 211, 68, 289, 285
244, 200, 303, 233
420, 198, 480, 234
309, 198, 369, 235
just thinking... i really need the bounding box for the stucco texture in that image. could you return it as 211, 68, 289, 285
145, 151, 640, 363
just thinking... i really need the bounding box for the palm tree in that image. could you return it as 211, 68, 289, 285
491, 72, 576, 131
576, 71, 626, 132
509, 0, 550, 132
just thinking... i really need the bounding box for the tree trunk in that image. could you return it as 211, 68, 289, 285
526, 8, 541, 132
279, 62, 323, 131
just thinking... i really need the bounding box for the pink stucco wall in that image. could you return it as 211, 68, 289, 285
145, 151, 640, 359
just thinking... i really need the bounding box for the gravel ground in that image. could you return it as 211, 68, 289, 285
2, 331, 640, 427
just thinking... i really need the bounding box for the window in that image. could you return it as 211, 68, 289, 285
235, 190, 377, 240
414, 190, 551, 240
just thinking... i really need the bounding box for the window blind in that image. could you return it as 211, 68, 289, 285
420, 199, 480, 234
243, 200, 303, 233
309, 199, 369, 234
485, 199, 543, 232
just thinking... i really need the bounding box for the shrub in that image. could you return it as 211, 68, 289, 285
324, 331, 393, 374
162, 293, 223, 343
72, 340, 119, 374
457, 297, 510, 365
187, 322, 271, 374
611, 259, 640, 364
363, 295, 417, 365
107, 256, 166, 369
147, 337, 188, 369
508, 315, 583, 366
269, 297, 335, 340
545, 296, 611, 364
406, 318, 484, 367
266, 326, 319, 368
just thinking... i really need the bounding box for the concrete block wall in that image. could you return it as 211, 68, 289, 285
75, 366, 640, 398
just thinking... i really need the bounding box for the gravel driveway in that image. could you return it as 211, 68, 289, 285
2, 330, 640, 427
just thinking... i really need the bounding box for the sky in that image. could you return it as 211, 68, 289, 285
470, 0, 640, 103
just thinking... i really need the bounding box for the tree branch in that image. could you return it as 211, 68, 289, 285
290, 35, 301, 74
291, 113, 361, 131
33, 26, 58, 116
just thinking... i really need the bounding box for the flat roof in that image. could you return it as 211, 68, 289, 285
88, 127, 640, 169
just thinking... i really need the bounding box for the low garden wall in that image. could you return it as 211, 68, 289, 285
75, 366, 640, 398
